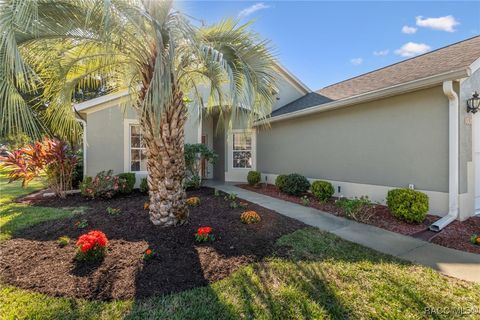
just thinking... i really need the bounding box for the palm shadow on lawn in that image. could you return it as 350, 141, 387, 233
0, 187, 305, 300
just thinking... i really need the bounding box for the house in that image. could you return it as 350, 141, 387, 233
75, 36, 480, 223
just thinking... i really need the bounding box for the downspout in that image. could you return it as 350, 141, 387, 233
430, 80, 459, 232
75, 118, 87, 177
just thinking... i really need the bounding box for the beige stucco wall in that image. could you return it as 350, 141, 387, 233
257, 85, 450, 193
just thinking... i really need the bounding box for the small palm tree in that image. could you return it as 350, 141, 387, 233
0, 0, 277, 226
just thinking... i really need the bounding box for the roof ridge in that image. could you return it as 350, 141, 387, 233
317, 35, 480, 92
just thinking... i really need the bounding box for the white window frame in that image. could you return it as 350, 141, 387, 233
226, 129, 256, 181
123, 119, 147, 174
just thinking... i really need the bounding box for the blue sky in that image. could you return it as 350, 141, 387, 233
179, 1, 480, 90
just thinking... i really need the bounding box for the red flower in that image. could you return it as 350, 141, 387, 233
197, 226, 212, 235
145, 249, 152, 255
76, 230, 108, 253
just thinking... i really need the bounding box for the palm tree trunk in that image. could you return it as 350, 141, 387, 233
142, 87, 188, 226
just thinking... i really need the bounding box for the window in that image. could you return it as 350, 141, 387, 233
232, 132, 252, 168
130, 125, 146, 171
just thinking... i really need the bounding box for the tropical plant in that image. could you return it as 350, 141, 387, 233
0, 0, 277, 226
184, 143, 217, 189
0, 138, 77, 197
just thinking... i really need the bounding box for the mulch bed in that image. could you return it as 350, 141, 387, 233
0, 188, 305, 300
238, 184, 480, 255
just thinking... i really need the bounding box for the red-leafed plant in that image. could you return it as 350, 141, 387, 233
194, 226, 215, 242
0, 138, 77, 197
75, 230, 108, 261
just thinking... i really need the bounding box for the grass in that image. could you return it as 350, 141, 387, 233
1, 169, 479, 319
0, 167, 79, 241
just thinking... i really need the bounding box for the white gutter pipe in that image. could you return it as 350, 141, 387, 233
75, 118, 87, 177
430, 80, 459, 232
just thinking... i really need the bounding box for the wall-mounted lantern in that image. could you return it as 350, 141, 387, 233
467, 91, 480, 114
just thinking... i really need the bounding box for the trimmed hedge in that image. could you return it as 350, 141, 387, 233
387, 188, 429, 223
117, 173, 136, 193
247, 171, 261, 186
311, 180, 334, 202
281, 173, 310, 196
275, 175, 287, 190
140, 177, 149, 194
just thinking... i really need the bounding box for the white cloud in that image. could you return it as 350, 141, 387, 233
395, 42, 431, 57
238, 2, 270, 18
415, 15, 459, 32
373, 49, 389, 56
350, 58, 363, 65
401, 25, 417, 34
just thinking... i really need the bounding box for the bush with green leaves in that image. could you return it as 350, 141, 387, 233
247, 171, 261, 186
80, 170, 127, 199
117, 172, 136, 193
275, 175, 287, 190
387, 188, 429, 223
280, 173, 310, 196
184, 143, 217, 189
336, 196, 373, 222
140, 177, 149, 193
311, 180, 334, 202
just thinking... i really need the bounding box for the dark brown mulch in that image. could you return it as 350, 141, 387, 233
0, 188, 305, 301
238, 184, 480, 255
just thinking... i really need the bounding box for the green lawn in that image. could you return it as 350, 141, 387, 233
1, 169, 479, 319
0, 167, 78, 241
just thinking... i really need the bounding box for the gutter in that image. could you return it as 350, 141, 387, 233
258, 68, 469, 126
75, 118, 87, 177
429, 80, 459, 232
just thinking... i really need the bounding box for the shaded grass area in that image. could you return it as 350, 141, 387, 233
1, 167, 479, 319
2, 228, 479, 319
0, 167, 78, 241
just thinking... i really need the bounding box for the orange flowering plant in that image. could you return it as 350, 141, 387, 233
186, 196, 201, 207
195, 226, 215, 242
143, 248, 156, 260
75, 230, 108, 261
240, 211, 261, 224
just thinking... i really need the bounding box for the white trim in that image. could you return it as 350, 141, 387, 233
273, 62, 311, 94
260, 68, 470, 125
225, 129, 256, 182
75, 118, 87, 177
469, 57, 480, 75
74, 90, 129, 113
123, 119, 147, 175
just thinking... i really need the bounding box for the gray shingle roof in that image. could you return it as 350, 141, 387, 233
270, 92, 333, 117
271, 36, 480, 117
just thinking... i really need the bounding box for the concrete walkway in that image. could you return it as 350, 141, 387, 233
206, 181, 480, 283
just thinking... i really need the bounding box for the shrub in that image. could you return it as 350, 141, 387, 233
80, 176, 93, 196
184, 143, 217, 189
470, 234, 480, 245
281, 173, 310, 196
140, 177, 149, 193
336, 196, 374, 222
186, 196, 201, 207
311, 180, 334, 202
57, 236, 70, 247
75, 230, 108, 261
117, 173, 136, 193
0, 138, 78, 197
195, 226, 215, 242
106, 207, 121, 215
387, 188, 429, 223
247, 171, 261, 186
80, 170, 127, 199
275, 174, 287, 190
240, 211, 261, 224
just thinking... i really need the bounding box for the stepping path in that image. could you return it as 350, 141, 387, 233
206, 181, 480, 283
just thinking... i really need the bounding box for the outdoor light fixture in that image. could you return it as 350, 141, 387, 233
467, 91, 480, 114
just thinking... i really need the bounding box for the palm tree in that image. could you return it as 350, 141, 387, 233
0, 0, 277, 226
